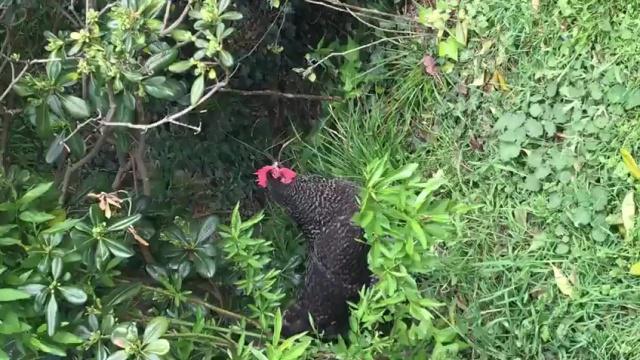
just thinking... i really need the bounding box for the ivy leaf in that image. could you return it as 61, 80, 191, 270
438, 37, 459, 61
190, 75, 205, 105
62, 95, 90, 119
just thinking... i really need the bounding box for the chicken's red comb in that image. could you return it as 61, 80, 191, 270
255, 165, 275, 188
254, 164, 297, 188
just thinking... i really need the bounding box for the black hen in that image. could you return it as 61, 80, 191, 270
255, 164, 371, 338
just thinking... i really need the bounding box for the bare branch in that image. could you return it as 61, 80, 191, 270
63, 109, 102, 143
160, 0, 193, 36
162, 0, 173, 30
0, 62, 29, 103
220, 88, 341, 101
102, 79, 228, 133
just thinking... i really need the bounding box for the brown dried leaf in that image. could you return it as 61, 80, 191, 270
128, 226, 149, 247
551, 265, 576, 299
422, 54, 439, 77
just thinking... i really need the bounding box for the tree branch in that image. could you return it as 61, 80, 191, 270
220, 88, 341, 101
160, 0, 193, 36
101, 79, 228, 133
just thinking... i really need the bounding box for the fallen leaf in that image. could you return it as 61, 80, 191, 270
422, 54, 439, 77
470, 71, 486, 87
128, 226, 149, 247
630, 262, 640, 276
621, 191, 635, 239
620, 148, 640, 180
491, 70, 509, 91
469, 135, 484, 151
457, 82, 468, 95
551, 265, 575, 298
532, 0, 540, 12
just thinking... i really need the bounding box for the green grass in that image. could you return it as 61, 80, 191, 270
294, 0, 640, 358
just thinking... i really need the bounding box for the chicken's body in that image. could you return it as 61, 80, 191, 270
258, 167, 370, 338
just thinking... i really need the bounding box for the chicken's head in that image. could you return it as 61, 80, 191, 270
255, 163, 297, 188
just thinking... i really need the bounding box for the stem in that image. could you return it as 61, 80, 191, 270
141, 285, 265, 331
220, 88, 341, 101
160, 0, 193, 36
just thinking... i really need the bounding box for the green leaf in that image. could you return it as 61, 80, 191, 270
19, 211, 55, 223
145, 339, 170, 355
384, 163, 419, 184
46, 60, 61, 81
19, 182, 53, 209
46, 295, 58, 336
45, 135, 64, 164
105, 350, 128, 360
438, 37, 459, 61
107, 214, 141, 232
625, 89, 640, 110
44, 218, 81, 234
103, 283, 141, 308
529, 103, 543, 117
524, 118, 543, 137
104, 238, 135, 258
171, 29, 192, 42
0, 288, 31, 301
197, 216, 219, 243
0, 349, 8, 360
51, 257, 62, 280
218, 50, 234, 67
62, 95, 90, 119
36, 103, 52, 138
59, 286, 87, 304
409, 218, 428, 248
0, 224, 16, 236
145, 48, 178, 73
193, 254, 216, 278
220, 11, 243, 20
20, 284, 46, 295
0, 237, 20, 246
190, 75, 205, 105
589, 82, 603, 100
523, 174, 541, 191
498, 142, 521, 161
29, 337, 66, 357
143, 317, 169, 344
52, 330, 84, 344
168, 60, 193, 73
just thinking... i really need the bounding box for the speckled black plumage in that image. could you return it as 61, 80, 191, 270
265, 173, 371, 338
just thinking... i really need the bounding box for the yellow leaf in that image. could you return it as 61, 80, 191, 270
621, 191, 635, 239
551, 265, 575, 298
491, 70, 508, 91
620, 148, 640, 180
630, 262, 640, 276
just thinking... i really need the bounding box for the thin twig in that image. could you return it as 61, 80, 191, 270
55, 2, 83, 27
62, 109, 102, 143
304, 34, 417, 74
59, 85, 117, 205
220, 88, 341, 101
162, 0, 173, 30
102, 79, 228, 133
160, 0, 193, 35
0, 62, 29, 103
112, 158, 132, 190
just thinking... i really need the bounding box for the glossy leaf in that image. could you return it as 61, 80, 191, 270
197, 216, 219, 243
52, 330, 84, 344
51, 257, 63, 280
47, 295, 58, 336
19, 211, 55, 223
190, 75, 204, 105
36, 103, 52, 138
19, 182, 53, 209
143, 317, 169, 344
20, 284, 46, 295
29, 337, 66, 357
62, 95, 90, 119
145, 48, 178, 73
145, 339, 170, 355
59, 286, 88, 304
105, 350, 128, 360
104, 238, 135, 258
168, 60, 193, 73
107, 214, 142, 232
0, 288, 31, 301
